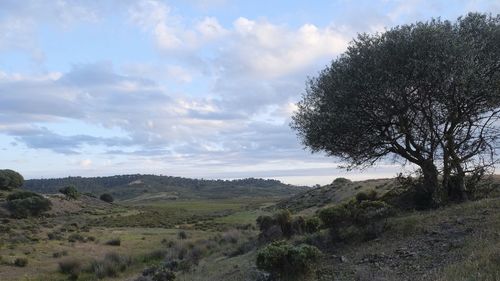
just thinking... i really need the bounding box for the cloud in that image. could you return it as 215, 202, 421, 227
128, 0, 227, 51
79, 159, 92, 168
0, 125, 133, 154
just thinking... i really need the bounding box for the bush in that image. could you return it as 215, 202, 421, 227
14, 257, 28, 267
88, 252, 132, 278
177, 231, 187, 240
59, 258, 82, 279
256, 215, 275, 232
0, 169, 24, 190
141, 264, 177, 281
105, 238, 121, 246
332, 177, 352, 185
7, 191, 52, 218
100, 193, 114, 203
290, 216, 306, 235
59, 185, 79, 199
68, 233, 85, 243
305, 217, 321, 233
256, 241, 321, 280
319, 200, 393, 241
355, 190, 378, 202
318, 204, 352, 229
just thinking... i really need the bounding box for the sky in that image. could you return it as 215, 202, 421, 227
0, 0, 499, 185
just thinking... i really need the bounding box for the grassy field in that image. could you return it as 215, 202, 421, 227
0, 194, 272, 281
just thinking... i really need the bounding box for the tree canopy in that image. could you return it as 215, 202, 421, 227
292, 13, 500, 206
0, 169, 24, 190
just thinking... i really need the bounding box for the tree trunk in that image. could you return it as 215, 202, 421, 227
418, 161, 440, 208
447, 165, 468, 202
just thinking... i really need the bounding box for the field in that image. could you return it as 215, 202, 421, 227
2, 176, 500, 281
0, 192, 274, 281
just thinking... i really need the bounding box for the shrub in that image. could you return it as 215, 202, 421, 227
332, 177, 352, 185
152, 267, 176, 281
14, 257, 28, 267
68, 233, 86, 243
52, 250, 68, 258
305, 217, 321, 233
177, 231, 187, 240
7, 191, 52, 218
100, 193, 114, 203
319, 200, 393, 241
221, 229, 240, 244
318, 204, 352, 229
256, 241, 321, 280
256, 215, 275, 232
355, 190, 378, 202
88, 252, 132, 278
48, 231, 64, 240
141, 264, 176, 281
105, 238, 121, 246
59, 258, 82, 279
59, 185, 79, 199
274, 210, 293, 237
0, 169, 24, 190
291, 216, 306, 235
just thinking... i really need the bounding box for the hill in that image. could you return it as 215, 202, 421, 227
23, 174, 307, 201
273, 177, 398, 213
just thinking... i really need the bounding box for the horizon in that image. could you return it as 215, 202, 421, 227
1, 0, 499, 186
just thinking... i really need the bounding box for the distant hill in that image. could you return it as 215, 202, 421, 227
23, 174, 307, 201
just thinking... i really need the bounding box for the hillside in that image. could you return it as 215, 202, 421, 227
273, 177, 398, 213
23, 175, 307, 201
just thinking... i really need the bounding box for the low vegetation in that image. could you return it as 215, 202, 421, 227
256, 241, 321, 280
6, 191, 52, 218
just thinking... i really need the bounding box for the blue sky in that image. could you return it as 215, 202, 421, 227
1, 0, 499, 185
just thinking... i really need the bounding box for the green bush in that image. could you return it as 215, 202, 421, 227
105, 238, 121, 246
319, 200, 393, 241
177, 231, 188, 240
291, 216, 306, 235
59, 185, 79, 199
0, 169, 24, 190
256, 215, 275, 232
318, 204, 352, 229
7, 191, 52, 218
256, 241, 321, 280
355, 189, 378, 202
305, 217, 321, 233
7, 191, 40, 201
88, 252, 132, 279
100, 193, 114, 203
68, 233, 86, 243
14, 257, 28, 267
59, 258, 82, 279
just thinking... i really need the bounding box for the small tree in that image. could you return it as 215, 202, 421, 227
0, 169, 24, 190
59, 185, 79, 199
100, 193, 114, 203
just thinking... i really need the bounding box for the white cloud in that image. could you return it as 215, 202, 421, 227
227, 18, 349, 78
129, 0, 226, 51
79, 159, 92, 168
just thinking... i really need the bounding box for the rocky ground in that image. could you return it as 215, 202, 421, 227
315, 198, 500, 281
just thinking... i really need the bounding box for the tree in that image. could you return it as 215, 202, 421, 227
0, 169, 24, 190
59, 185, 79, 199
99, 193, 114, 203
291, 13, 500, 207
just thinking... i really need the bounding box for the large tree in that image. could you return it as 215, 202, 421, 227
291, 13, 500, 206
